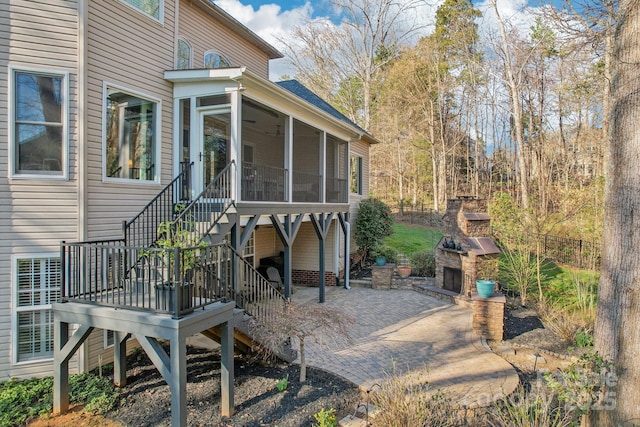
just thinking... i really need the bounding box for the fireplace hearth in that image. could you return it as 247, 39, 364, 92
435, 197, 500, 296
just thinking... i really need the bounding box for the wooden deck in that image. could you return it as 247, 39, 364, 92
53, 299, 238, 426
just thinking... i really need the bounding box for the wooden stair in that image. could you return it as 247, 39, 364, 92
202, 312, 297, 363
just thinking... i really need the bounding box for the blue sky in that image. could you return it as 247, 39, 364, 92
213, 0, 561, 80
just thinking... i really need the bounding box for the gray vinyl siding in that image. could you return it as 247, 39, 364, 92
81, 0, 177, 369
85, 0, 176, 241
347, 140, 371, 250
0, 0, 80, 380
178, 0, 269, 78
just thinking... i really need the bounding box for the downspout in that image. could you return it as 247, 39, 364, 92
344, 220, 351, 290
78, 0, 89, 374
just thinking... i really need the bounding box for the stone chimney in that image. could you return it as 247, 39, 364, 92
435, 197, 500, 296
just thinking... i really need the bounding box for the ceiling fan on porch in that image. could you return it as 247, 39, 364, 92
264, 124, 282, 137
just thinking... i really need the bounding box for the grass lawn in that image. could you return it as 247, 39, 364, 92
384, 223, 442, 256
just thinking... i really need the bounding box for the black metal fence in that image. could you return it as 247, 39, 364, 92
535, 234, 601, 271
391, 205, 601, 271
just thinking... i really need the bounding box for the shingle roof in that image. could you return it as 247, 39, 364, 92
276, 80, 369, 135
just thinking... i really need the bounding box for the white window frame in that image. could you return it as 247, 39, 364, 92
177, 37, 192, 70
118, 0, 164, 24
350, 155, 363, 195
8, 66, 69, 180
102, 82, 162, 185
204, 50, 232, 69
12, 253, 61, 365
104, 329, 115, 348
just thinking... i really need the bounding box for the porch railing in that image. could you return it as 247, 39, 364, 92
292, 170, 321, 203
241, 162, 288, 202
326, 177, 348, 203
172, 160, 235, 244
123, 161, 193, 249
61, 239, 231, 318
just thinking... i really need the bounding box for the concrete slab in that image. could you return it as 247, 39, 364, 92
291, 286, 519, 408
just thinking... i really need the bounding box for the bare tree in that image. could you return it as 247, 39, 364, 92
248, 301, 353, 383
591, 0, 640, 425
279, 0, 426, 129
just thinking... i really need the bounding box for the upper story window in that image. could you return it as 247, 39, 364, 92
204, 51, 231, 69
10, 68, 68, 179
104, 85, 160, 182
177, 38, 192, 70
350, 155, 363, 195
120, 0, 163, 22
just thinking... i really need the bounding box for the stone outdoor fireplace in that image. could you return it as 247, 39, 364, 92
435, 197, 501, 296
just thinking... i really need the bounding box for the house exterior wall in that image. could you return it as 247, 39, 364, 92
347, 139, 370, 249
0, 0, 81, 380
0, 0, 373, 381
84, 0, 177, 241
178, 0, 269, 78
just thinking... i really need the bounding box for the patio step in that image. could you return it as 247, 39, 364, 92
338, 403, 378, 427
412, 284, 473, 307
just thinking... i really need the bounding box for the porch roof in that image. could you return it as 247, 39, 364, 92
164, 68, 380, 145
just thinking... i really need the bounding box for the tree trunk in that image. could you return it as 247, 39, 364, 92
299, 338, 306, 383
591, 2, 640, 425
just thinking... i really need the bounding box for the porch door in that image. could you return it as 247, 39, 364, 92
196, 108, 231, 196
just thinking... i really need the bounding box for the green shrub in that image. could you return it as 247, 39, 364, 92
370, 245, 397, 263
0, 371, 119, 426
354, 198, 393, 259
0, 377, 53, 426
313, 407, 337, 427
410, 251, 436, 277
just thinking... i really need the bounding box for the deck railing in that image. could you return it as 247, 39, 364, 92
326, 177, 348, 203
61, 239, 231, 318
123, 161, 193, 248
241, 162, 288, 202
292, 170, 321, 203
61, 238, 286, 319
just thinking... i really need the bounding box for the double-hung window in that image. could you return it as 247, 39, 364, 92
350, 155, 363, 195
10, 68, 68, 178
104, 86, 160, 182
13, 255, 61, 364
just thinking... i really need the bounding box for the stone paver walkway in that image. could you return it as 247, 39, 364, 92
291, 286, 519, 408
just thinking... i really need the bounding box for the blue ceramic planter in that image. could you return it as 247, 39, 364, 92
476, 280, 495, 298
375, 256, 387, 266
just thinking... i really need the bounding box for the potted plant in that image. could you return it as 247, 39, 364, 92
150, 207, 207, 313
371, 245, 396, 266
397, 254, 411, 278
476, 279, 496, 298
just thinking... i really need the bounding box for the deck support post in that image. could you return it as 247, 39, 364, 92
271, 214, 303, 299
311, 213, 335, 303
113, 332, 130, 387
53, 319, 69, 415
170, 333, 187, 427
220, 320, 235, 416
53, 322, 94, 415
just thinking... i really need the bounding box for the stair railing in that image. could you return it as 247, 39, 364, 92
173, 160, 236, 244
225, 244, 286, 324
123, 161, 193, 249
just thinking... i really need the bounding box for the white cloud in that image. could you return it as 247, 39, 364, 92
213, 0, 319, 79
475, 0, 541, 40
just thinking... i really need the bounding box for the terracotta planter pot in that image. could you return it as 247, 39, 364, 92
397, 266, 411, 278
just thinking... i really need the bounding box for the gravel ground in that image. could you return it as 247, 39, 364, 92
104, 347, 360, 427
